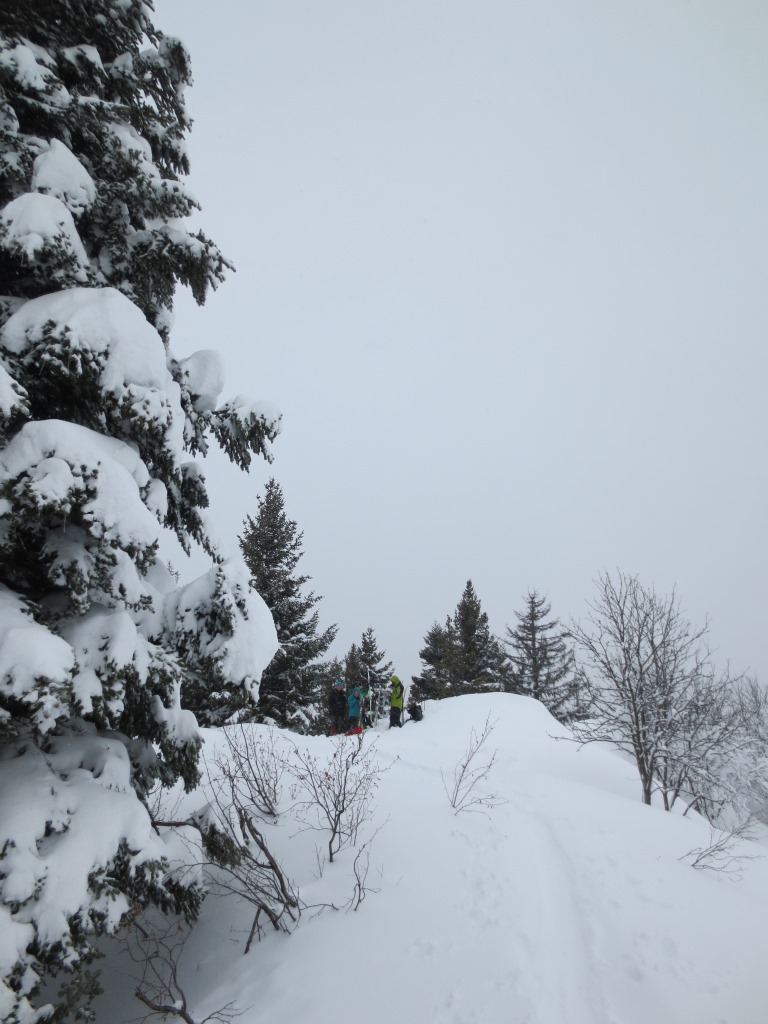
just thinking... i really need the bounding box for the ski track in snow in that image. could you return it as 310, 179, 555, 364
393, 760, 612, 1023
512, 799, 614, 1024
423, 823, 533, 1024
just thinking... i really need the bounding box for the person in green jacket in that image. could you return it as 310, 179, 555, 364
389, 675, 404, 729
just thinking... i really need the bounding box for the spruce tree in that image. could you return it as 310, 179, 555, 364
412, 618, 454, 700
451, 580, 506, 694
309, 654, 345, 694
309, 654, 345, 725
344, 642, 364, 690
359, 626, 394, 687
0, 5, 279, 1018
413, 582, 506, 700
504, 590, 580, 721
237, 478, 337, 732
356, 626, 394, 721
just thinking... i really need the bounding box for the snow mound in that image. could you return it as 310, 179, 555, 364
92, 694, 768, 1024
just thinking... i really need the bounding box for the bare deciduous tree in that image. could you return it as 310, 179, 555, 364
570, 570, 759, 820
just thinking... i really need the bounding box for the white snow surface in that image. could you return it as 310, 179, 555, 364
0, 362, 27, 420
1, 287, 186, 464
32, 139, 97, 216
226, 395, 282, 433
0, 729, 170, 985
178, 348, 225, 411
0, 585, 73, 731
0, 193, 89, 277
93, 693, 768, 1024
0, 42, 70, 107
1, 287, 169, 392
0, 419, 160, 554
164, 557, 278, 695
104, 120, 155, 170
61, 44, 104, 73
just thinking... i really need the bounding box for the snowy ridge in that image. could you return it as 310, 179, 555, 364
95, 694, 768, 1024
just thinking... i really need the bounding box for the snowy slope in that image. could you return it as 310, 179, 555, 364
95, 694, 768, 1024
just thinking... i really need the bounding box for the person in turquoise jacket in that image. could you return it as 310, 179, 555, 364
347, 686, 363, 734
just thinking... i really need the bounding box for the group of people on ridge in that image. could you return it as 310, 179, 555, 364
328, 675, 405, 735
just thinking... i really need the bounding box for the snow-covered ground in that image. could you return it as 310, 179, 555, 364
95, 694, 768, 1024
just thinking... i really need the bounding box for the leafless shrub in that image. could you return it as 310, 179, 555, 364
346, 826, 384, 912
301, 822, 386, 920
200, 733, 299, 952
127, 915, 241, 1024
287, 733, 384, 863
215, 724, 285, 819
145, 775, 187, 831
680, 816, 762, 877
442, 714, 504, 814
153, 727, 385, 958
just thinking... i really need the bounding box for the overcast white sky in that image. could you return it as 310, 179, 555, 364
156, 0, 767, 686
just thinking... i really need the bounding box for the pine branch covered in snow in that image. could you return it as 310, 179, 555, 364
0, 3, 281, 1019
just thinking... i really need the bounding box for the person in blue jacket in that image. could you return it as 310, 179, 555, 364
347, 685, 363, 734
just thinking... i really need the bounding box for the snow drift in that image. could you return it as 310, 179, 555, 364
93, 693, 768, 1024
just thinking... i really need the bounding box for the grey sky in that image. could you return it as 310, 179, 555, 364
157, 0, 768, 685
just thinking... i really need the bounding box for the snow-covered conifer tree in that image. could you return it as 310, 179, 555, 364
355, 626, 394, 721
452, 580, 506, 693
236, 478, 337, 732
503, 590, 581, 722
0, 3, 280, 1018
413, 583, 506, 700
412, 618, 454, 700
344, 642, 364, 691
359, 626, 394, 688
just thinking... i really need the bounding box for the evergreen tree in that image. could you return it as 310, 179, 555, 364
237, 478, 337, 732
412, 618, 455, 700
0, 5, 279, 1018
451, 580, 506, 694
312, 655, 345, 693
413, 582, 506, 700
344, 642, 364, 691
359, 625, 394, 687
503, 590, 580, 721
357, 626, 394, 721
308, 655, 345, 730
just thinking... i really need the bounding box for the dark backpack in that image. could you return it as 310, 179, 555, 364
408, 701, 423, 722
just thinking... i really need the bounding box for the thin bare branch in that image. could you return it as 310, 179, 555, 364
442, 714, 505, 814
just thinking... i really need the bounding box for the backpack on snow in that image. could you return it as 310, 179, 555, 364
407, 700, 423, 722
